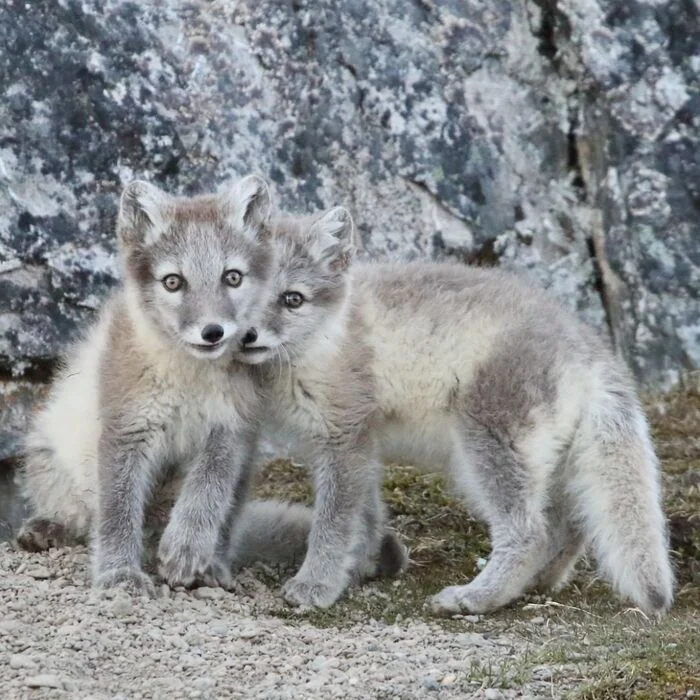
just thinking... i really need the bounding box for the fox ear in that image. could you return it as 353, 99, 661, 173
308, 207, 356, 270
223, 174, 272, 237
117, 180, 172, 246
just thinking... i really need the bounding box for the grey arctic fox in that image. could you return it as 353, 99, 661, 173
17, 179, 405, 591
233, 208, 674, 617
18, 174, 278, 595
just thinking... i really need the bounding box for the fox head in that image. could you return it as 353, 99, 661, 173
117, 174, 273, 360
233, 206, 356, 366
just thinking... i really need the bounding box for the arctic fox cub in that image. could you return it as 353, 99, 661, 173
234, 210, 674, 617
18, 175, 275, 595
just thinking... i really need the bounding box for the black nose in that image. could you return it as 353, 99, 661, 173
201, 324, 224, 344
241, 328, 258, 345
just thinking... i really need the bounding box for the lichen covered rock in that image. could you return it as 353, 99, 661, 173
0, 0, 698, 457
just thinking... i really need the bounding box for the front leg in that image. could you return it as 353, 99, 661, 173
157, 425, 251, 588
93, 430, 158, 597
282, 444, 378, 608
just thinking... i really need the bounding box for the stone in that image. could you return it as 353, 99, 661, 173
191, 586, 224, 601
27, 566, 52, 580
25, 674, 65, 689
455, 632, 492, 648
0, 0, 698, 458
421, 676, 440, 691
110, 595, 134, 618
532, 665, 554, 681
9, 655, 38, 671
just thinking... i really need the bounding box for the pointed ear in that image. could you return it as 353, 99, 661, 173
117, 180, 172, 246
223, 174, 272, 236
307, 207, 356, 270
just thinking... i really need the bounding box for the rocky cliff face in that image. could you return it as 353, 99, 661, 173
1, 0, 698, 460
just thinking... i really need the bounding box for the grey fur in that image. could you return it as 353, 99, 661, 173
228, 500, 407, 578
234, 219, 674, 616
17, 187, 404, 594
233, 209, 391, 607
20, 175, 275, 595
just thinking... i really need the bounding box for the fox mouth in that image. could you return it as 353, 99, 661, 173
239, 346, 269, 355
187, 341, 225, 353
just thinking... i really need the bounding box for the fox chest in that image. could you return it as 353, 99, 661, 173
145, 376, 256, 464
263, 380, 331, 457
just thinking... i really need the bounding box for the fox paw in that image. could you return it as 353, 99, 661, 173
428, 584, 491, 616
16, 518, 71, 552
194, 558, 233, 590
158, 525, 214, 588
376, 532, 409, 579
94, 567, 156, 598
282, 574, 346, 608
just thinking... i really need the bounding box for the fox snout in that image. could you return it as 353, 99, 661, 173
241, 328, 258, 346
201, 324, 225, 344
179, 321, 242, 359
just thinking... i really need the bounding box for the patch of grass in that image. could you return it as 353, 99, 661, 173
253, 462, 492, 626
565, 616, 700, 699
646, 383, 700, 591
253, 458, 314, 504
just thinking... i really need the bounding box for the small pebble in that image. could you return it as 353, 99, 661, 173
209, 622, 229, 636
27, 566, 52, 580
485, 689, 505, 700
110, 596, 133, 617
192, 587, 224, 600
237, 625, 262, 640
0, 620, 24, 635
530, 616, 546, 625
532, 665, 553, 681
421, 676, 440, 691
25, 674, 64, 689
10, 654, 38, 671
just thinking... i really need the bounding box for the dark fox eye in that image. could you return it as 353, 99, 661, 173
282, 291, 305, 309
162, 274, 183, 292
223, 269, 243, 288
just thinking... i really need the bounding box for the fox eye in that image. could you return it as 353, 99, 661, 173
162, 274, 183, 292
223, 269, 243, 288
282, 291, 305, 309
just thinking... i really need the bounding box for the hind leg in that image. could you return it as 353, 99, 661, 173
430, 431, 554, 616
536, 518, 585, 591
17, 517, 85, 552
430, 513, 551, 615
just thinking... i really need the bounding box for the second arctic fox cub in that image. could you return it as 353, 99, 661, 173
19, 175, 275, 595
234, 210, 674, 617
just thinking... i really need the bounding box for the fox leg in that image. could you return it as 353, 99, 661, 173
282, 443, 377, 608
430, 426, 554, 615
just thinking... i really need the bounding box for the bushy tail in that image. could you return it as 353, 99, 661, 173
569, 375, 674, 616
229, 500, 408, 579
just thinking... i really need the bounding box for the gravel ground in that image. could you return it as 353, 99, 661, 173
0, 543, 553, 700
